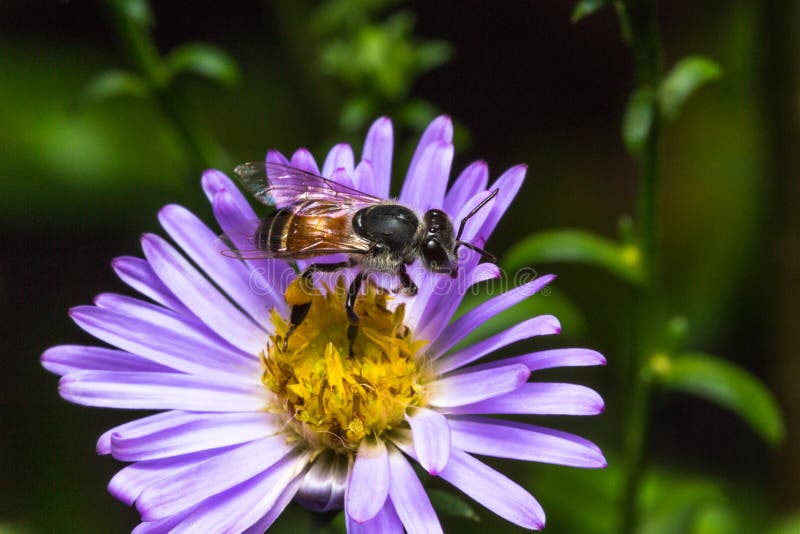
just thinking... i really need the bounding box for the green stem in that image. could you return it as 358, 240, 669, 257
617, 0, 663, 532
105, 0, 229, 171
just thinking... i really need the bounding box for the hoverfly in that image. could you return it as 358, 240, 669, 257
231, 162, 498, 347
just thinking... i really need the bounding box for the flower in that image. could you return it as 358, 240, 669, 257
42, 115, 606, 533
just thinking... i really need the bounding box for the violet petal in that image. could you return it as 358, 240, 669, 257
111, 256, 191, 315
346, 497, 403, 534
346, 438, 390, 522
136, 434, 295, 520
439, 447, 545, 530
290, 148, 321, 175
404, 407, 451, 475
448, 416, 606, 468
322, 143, 355, 179
168, 451, 310, 533
428, 274, 556, 359
59, 371, 267, 411
158, 204, 273, 332
444, 160, 489, 216
141, 233, 266, 354
434, 315, 561, 374
361, 116, 393, 198
69, 302, 258, 378
108, 446, 236, 505
467, 348, 607, 373
109, 411, 281, 461
388, 446, 442, 534
445, 382, 605, 416
42, 345, 172, 376
428, 364, 530, 408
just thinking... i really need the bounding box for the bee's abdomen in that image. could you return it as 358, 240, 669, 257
257, 208, 292, 252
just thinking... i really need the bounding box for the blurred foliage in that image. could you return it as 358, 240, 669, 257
652, 352, 785, 446
312, 0, 452, 133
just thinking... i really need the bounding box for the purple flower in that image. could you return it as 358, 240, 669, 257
42, 116, 606, 533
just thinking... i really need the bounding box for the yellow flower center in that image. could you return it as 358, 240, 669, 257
262, 277, 430, 454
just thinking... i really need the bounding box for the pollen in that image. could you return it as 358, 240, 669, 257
262, 277, 430, 454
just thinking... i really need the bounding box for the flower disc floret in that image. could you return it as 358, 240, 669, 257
263, 278, 430, 454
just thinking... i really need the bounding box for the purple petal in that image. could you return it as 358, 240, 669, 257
427, 275, 556, 359
444, 160, 489, 216
468, 348, 607, 373
241, 471, 305, 534
158, 204, 273, 332
98, 410, 186, 455
141, 233, 266, 354
411, 261, 501, 343
70, 301, 258, 377
448, 416, 606, 468
352, 160, 379, 199
361, 116, 393, 198
428, 364, 530, 408
322, 143, 355, 179
346, 497, 403, 534
452, 190, 496, 245
201, 169, 244, 204
445, 383, 605, 416
59, 371, 267, 411
405, 116, 453, 186
404, 408, 450, 475
108, 446, 236, 505
168, 451, 310, 534
330, 166, 356, 189
388, 446, 442, 534
212, 188, 292, 310
295, 452, 348, 512
266, 149, 290, 165
478, 164, 527, 241
347, 438, 390, 522
137, 434, 295, 520
434, 315, 562, 374
439, 447, 545, 530
291, 148, 321, 175
42, 345, 172, 376
399, 140, 453, 211
132, 508, 193, 534
109, 411, 281, 461
111, 256, 191, 315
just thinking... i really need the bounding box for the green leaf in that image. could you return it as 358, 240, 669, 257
622, 88, 656, 154
427, 489, 480, 521
660, 56, 722, 121
76, 70, 150, 106
111, 0, 153, 27
654, 352, 784, 445
572, 0, 608, 22
166, 43, 240, 87
504, 229, 644, 285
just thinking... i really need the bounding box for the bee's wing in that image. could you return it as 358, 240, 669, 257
234, 162, 384, 208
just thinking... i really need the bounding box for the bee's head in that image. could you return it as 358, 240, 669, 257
420, 209, 458, 278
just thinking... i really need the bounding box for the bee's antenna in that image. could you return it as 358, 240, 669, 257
455, 189, 499, 241
455, 240, 497, 263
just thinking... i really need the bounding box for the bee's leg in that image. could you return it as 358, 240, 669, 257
346, 271, 364, 354
284, 261, 350, 350
300, 261, 351, 281
283, 302, 311, 351
393, 265, 418, 296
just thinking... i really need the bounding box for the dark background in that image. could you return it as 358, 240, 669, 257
1, 1, 798, 532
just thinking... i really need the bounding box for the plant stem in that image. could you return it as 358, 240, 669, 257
617, 0, 663, 532
105, 0, 229, 171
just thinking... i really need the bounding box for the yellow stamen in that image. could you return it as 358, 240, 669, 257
262, 277, 430, 454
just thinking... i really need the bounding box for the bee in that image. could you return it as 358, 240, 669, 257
231, 161, 498, 346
